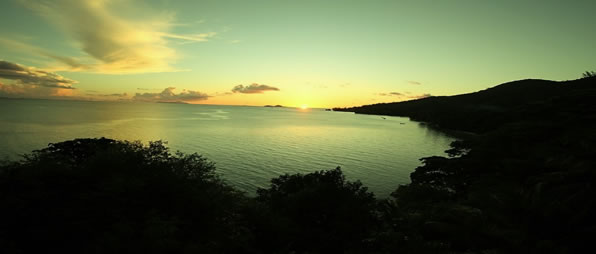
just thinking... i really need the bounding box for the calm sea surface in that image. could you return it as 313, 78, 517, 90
0, 98, 454, 196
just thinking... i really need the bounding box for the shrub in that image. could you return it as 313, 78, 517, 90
0, 138, 250, 253
255, 167, 378, 253
582, 70, 596, 78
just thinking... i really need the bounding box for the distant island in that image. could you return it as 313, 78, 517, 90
264, 104, 284, 107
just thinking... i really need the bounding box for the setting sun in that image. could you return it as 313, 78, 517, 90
300, 104, 308, 110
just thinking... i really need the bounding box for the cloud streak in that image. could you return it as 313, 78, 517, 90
409, 93, 432, 99
0, 81, 76, 98
87, 92, 128, 98
0, 60, 76, 90
378, 92, 402, 96
231, 83, 280, 94
18, 0, 215, 74
377, 91, 432, 100
133, 87, 209, 103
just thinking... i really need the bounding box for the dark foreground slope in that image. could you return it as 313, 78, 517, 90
335, 77, 596, 133
0, 139, 378, 253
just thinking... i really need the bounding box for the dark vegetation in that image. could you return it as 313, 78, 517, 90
583, 70, 596, 78
337, 74, 596, 253
334, 75, 596, 133
0, 139, 378, 253
0, 139, 248, 253
1, 75, 595, 253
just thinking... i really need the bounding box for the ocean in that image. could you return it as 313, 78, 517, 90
0, 98, 454, 196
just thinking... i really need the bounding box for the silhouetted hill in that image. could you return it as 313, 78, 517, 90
334, 77, 596, 132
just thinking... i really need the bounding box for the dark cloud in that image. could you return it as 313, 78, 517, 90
376, 91, 432, 101
0, 60, 78, 98
407, 80, 422, 85
87, 92, 128, 98
0, 61, 23, 71
214, 91, 234, 96
0, 81, 76, 98
133, 87, 209, 103
409, 93, 432, 99
0, 60, 76, 89
232, 83, 280, 94
378, 92, 403, 96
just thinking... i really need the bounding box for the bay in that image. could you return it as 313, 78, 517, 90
0, 98, 454, 196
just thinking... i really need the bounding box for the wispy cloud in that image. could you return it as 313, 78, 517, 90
378, 92, 403, 96
87, 92, 128, 98
133, 87, 209, 103
409, 93, 432, 99
231, 83, 280, 94
0, 39, 88, 71
214, 91, 234, 96
407, 80, 422, 85
376, 91, 432, 100
160, 32, 216, 42
16, 0, 215, 74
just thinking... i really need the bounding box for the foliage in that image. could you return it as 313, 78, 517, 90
0, 139, 380, 253
334, 77, 596, 133
582, 70, 596, 78
0, 138, 250, 254
255, 167, 378, 253
375, 76, 596, 253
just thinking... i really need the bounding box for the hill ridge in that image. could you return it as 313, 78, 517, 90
334, 77, 596, 133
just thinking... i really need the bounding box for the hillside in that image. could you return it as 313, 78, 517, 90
334, 77, 596, 133
332, 76, 596, 252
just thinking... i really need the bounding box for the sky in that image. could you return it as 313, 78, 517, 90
0, 0, 595, 108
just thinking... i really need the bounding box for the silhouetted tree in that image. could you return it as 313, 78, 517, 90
255, 167, 378, 253
582, 70, 596, 78
0, 138, 251, 254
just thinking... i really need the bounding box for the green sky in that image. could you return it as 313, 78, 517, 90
1, 0, 594, 107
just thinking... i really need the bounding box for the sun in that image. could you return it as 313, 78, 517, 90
300, 104, 309, 110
